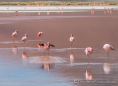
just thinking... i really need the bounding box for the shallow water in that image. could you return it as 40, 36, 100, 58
0, 8, 118, 86
0, 47, 73, 86
0, 45, 117, 86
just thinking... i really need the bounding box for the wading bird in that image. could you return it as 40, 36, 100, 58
103, 44, 115, 57
38, 42, 55, 56
37, 32, 43, 41
69, 34, 74, 48
21, 34, 28, 46
12, 30, 18, 43
85, 47, 93, 58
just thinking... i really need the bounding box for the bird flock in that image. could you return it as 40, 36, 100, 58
12, 30, 55, 56
12, 30, 116, 57
69, 33, 115, 58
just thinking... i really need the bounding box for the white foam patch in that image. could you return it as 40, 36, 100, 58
29, 56, 67, 64
28, 40, 43, 42
0, 41, 22, 44
0, 47, 85, 53
65, 62, 103, 66
51, 48, 84, 52
71, 62, 118, 66
0, 40, 42, 44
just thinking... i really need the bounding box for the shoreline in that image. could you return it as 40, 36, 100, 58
0, 5, 117, 12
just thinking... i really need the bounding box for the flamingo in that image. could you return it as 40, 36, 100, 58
37, 32, 43, 41
12, 30, 18, 43
38, 42, 55, 56
21, 34, 28, 46
85, 47, 93, 58
69, 34, 74, 48
103, 44, 115, 57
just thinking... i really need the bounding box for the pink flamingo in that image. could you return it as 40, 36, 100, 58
38, 42, 55, 56
103, 44, 115, 57
12, 30, 18, 43
69, 34, 74, 48
21, 34, 28, 46
37, 32, 43, 41
85, 47, 93, 58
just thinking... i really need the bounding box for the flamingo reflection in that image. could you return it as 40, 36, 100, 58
85, 58, 93, 80
22, 47, 28, 65
40, 56, 54, 71
103, 57, 112, 74
12, 44, 18, 55
103, 63, 111, 74
70, 49, 74, 65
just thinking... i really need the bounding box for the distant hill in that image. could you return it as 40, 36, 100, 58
0, 0, 118, 2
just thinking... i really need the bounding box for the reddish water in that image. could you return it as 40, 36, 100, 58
0, 10, 118, 86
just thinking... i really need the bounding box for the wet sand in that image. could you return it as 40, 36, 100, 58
0, 9, 118, 86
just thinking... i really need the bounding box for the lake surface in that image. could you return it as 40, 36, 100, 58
0, 6, 118, 86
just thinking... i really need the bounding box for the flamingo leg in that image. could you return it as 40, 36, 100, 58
88, 55, 91, 68
88, 55, 90, 58
24, 45, 25, 51
13, 38, 15, 44
24, 42, 25, 47
44, 51, 45, 56
88, 57, 90, 65
48, 50, 49, 56
107, 52, 109, 57
71, 42, 73, 49
70, 48, 72, 54
38, 37, 40, 42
